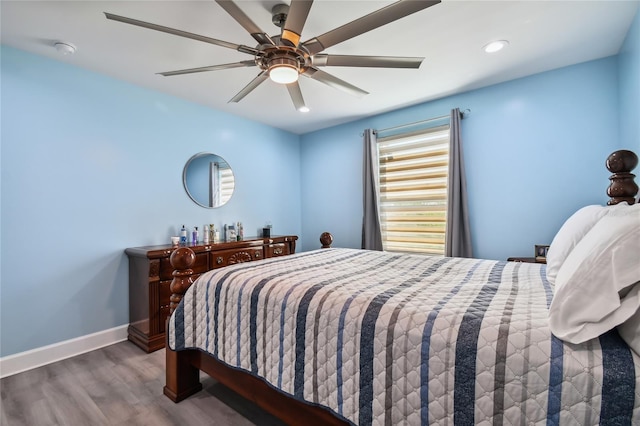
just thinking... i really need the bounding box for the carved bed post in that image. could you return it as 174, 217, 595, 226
320, 232, 333, 248
168, 247, 196, 314
164, 246, 202, 403
606, 149, 638, 205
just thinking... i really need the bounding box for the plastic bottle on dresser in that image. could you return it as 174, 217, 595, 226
180, 225, 187, 245
192, 226, 198, 244
238, 222, 244, 241
203, 224, 210, 244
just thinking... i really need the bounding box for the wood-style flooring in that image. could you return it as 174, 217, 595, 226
0, 341, 287, 426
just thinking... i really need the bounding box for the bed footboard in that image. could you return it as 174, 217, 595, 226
167, 347, 347, 425
163, 246, 201, 402
163, 345, 202, 402
164, 233, 343, 424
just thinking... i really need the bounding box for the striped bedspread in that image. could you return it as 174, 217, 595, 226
168, 248, 640, 425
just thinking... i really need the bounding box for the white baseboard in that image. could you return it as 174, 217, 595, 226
0, 324, 129, 379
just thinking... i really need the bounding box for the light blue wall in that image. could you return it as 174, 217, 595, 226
619, 9, 640, 153
300, 57, 621, 260
0, 46, 301, 357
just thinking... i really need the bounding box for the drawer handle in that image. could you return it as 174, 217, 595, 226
216, 256, 223, 264
255, 252, 261, 258
274, 248, 283, 255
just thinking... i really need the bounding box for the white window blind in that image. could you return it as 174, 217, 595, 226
219, 166, 235, 205
210, 162, 235, 207
378, 124, 450, 255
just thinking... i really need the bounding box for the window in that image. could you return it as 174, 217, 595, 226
377, 124, 450, 255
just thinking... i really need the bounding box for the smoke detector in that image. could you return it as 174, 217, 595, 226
54, 42, 76, 55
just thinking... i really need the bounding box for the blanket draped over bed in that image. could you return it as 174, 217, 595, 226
168, 248, 639, 425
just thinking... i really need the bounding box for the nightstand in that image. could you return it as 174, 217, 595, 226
507, 257, 546, 264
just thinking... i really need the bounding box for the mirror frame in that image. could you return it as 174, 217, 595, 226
182, 152, 235, 208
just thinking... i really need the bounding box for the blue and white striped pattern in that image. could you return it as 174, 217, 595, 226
169, 248, 639, 425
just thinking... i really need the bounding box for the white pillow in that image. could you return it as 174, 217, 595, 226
548, 203, 640, 344
545, 205, 607, 285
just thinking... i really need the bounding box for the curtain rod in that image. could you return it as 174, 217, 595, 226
374, 108, 470, 135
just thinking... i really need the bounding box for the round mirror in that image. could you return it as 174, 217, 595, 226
183, 153, 235, 208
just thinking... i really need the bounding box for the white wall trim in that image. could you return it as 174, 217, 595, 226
0, 325, 129, 379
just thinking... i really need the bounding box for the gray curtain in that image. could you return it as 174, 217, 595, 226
446, 108, 473, 257
361, 129, 383, 250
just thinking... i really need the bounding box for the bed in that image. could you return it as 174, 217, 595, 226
163, 150, 639, 425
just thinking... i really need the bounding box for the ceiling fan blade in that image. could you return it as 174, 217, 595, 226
286, 82, 307, 111
104, 12, 259, 55
158, 60, 256, 77
312, 54, 423, 68
229, 71, 269, 103
303, 67, 368, 98
302, 0, 440, 55
281, 0, 313, 47
215, 0, 274, 46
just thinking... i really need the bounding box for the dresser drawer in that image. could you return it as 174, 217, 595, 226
211, 247, 263, 268
266, 243, 290, 258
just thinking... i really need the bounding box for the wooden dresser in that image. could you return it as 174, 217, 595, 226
125, 235, 298, 352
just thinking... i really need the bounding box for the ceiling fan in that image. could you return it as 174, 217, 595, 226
105, 0, 441, 112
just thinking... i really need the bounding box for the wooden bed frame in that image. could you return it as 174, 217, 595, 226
162, 150, 637, 425
163, 231, 344, 425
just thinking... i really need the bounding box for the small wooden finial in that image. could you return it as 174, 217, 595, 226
606, 150, 638, 205
320, 232, 333, 249
169, 247, 196, 313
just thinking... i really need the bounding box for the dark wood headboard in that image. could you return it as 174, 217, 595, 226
606, 149, 638, 205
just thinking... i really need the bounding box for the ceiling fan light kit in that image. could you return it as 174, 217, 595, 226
269, 62, 299, 84
104, 0, 441, 112
260, 51, 305, 84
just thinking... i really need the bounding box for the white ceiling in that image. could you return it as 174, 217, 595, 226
2, 0, 638, 134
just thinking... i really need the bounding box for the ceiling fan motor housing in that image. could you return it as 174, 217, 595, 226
267, 56, 297, 71
257, 45, 310, 76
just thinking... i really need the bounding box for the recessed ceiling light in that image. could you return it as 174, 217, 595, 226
54, 42, 77, 55
298, 106, 310, 113
483, 40, 509, 53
